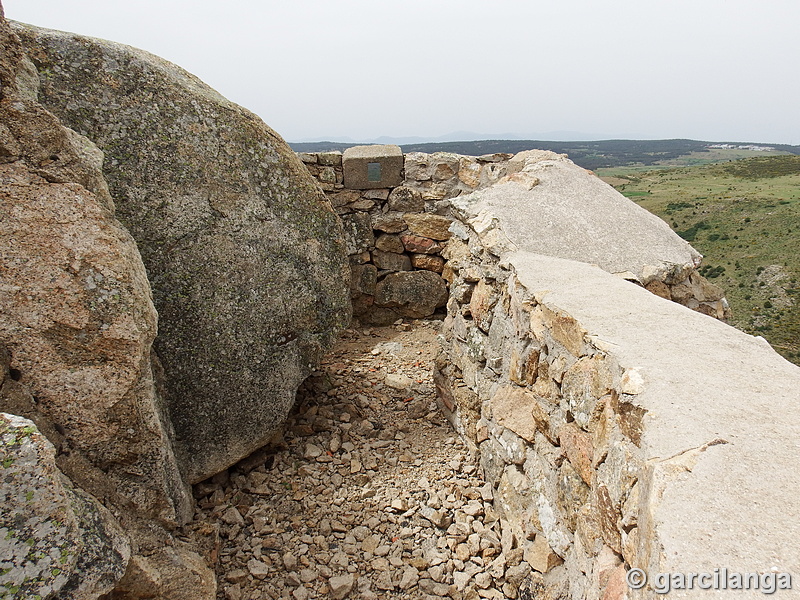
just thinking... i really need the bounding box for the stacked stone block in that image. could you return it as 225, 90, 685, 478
300, 146, 729, 325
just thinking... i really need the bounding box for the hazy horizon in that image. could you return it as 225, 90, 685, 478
5, 0, 800, 146
290, 131, 796, 146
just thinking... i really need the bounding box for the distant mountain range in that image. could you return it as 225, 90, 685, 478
291, 131, 620, 145
290, 138, 800, 171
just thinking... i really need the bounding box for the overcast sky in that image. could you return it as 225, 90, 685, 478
5, 0, 799, 145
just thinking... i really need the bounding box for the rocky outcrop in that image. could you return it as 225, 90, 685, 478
455, 150, 703, 281
15, 22, 351, 483
0, 6, 216, 598
0, 3, 189, 528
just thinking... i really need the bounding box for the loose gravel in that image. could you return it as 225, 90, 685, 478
191, 321, 531, 600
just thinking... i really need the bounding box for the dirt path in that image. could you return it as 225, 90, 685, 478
191, 321, 530, 600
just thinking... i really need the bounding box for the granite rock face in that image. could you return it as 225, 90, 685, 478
0, 413, 130, 599
0, 8, 190, 526
1, 8, 216, 597
16, 23, 351, 482
0, 159, 192, 523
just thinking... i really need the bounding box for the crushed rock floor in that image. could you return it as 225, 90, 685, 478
191, 320, 531, 600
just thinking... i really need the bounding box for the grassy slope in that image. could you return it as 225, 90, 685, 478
598, 155, 800, 364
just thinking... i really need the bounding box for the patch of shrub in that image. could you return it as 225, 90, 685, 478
666, 201, 694, 214
676, 220, 711, 242
699, 264, 726, 278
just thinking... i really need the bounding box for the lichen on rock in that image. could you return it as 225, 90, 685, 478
0, 413, 130, 600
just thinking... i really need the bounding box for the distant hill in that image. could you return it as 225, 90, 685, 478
290, 139, 800, 171
600, 155, 800, 365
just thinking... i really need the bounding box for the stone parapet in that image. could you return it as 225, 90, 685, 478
436, 193, 800, 599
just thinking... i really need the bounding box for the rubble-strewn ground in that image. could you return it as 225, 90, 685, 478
191, 320, 532, 600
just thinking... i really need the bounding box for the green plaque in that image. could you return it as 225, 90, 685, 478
367, 162, 382, 182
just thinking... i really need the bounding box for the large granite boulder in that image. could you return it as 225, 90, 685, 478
0, 157, 191, 523
0, 7, 189, 526
15, 23, 351, 482
0, 413, 130, 599
0, 7, 215, 598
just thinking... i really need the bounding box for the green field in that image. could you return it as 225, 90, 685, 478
598, 155, 800, 364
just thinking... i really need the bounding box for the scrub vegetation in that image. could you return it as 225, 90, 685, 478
598, 155, 800, 365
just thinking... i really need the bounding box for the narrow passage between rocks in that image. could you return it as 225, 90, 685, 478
191, 320, 531, 600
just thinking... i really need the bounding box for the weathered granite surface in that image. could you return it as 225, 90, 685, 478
15, 22, 351, 483
1, 7, 216, 598
0, 6, 190, 527
0, 413, 130, 599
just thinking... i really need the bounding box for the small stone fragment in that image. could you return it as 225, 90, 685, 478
304, 443, 323, 459
375, 570, 395, 590
474, 571, 492, 589
329, 573, 355, 599
293, 586, 310, 600
300, 568, 319, 583
221, 506, 244, 525
389, 498, 407, 512
385, 373, 413, 390
247, 558, 271, 579
420, 505, 452, 528
399, 566, 420, 590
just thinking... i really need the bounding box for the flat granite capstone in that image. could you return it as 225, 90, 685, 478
343, 144, 404, 190
452, 152, 701, 283
508, 251, 800, 589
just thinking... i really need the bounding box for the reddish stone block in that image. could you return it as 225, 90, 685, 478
558, 422, 595, 485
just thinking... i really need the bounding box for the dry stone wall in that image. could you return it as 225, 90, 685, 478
299, 146, 522, 324
435, 192, 800, 599
436, 241, 647, 599
300, 147, 729, 325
